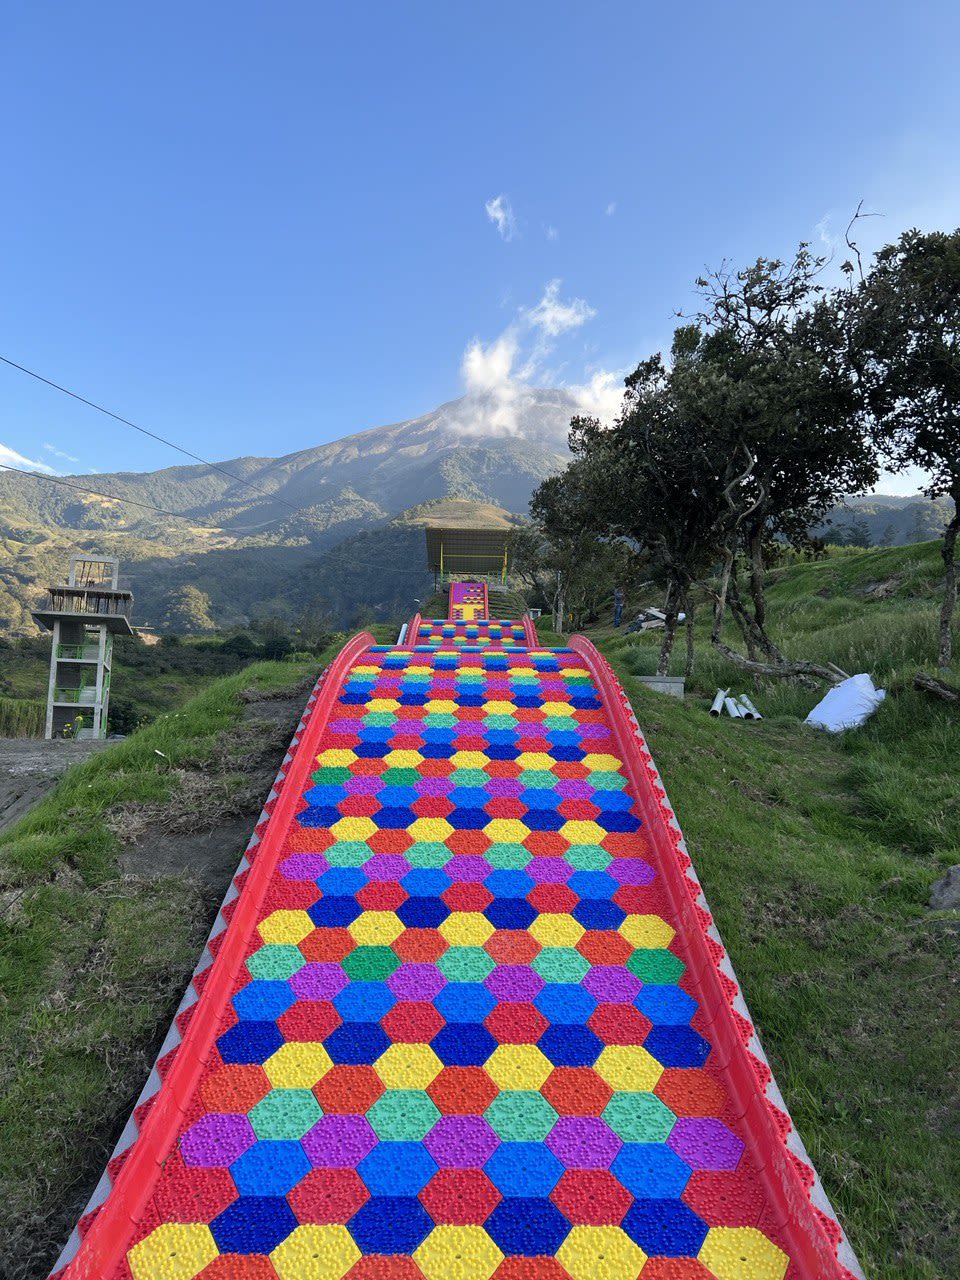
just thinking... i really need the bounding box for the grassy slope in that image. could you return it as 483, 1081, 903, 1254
581, 543, 958, 1280
0, 629, 392, 1275
2, 569, 956, 1275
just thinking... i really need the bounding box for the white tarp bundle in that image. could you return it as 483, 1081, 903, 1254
805, 673, 886, 732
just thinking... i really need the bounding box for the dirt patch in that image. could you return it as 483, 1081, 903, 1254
0, 738, 112, 834
112, 686, 311, 894
858, 576, 903, 600
6, 685, 316, 1280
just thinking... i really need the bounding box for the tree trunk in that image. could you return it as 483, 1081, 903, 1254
705, 541, 836, 686
657, 580, 680, 677
684, 593, 696, 678
749, 530, 768, 633
553, 572, 565, 634
938, 491, 959, 669
914, 672, 960, 704
709, 636, 842, 685
728, 570, 759, 661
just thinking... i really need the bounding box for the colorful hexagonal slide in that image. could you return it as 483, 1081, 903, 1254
50, 602, 863, 1280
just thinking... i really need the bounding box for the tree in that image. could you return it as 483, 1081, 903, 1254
680, 249, 879, 679
854, 228, 960, 665
161, 585, 217, 634
511, 492, 633, 634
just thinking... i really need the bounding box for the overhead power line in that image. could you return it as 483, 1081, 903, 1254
0, 352, 302, 513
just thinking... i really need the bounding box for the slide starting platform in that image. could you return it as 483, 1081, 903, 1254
53, 592, 863, 1280
449, 581, 489, 622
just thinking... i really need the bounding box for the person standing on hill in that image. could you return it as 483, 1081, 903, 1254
613, 584, 625, 628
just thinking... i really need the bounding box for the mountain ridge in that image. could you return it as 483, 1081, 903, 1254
0, 390, 575, 632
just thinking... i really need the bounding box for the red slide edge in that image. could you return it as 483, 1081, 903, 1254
568, 634, 855, 1280
522, 612, 539, 646
61, 631, 375, 1279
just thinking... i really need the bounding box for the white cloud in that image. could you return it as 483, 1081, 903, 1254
814, 214, 840, 255
605, 201, 617, 216
485, 194, 518, 241
462, 333, 519, 397
455, 333, 536, 437
0, 442, 57, 474
870, 465, 932, 497
43, 441, 80, 464
545, 224, 559, 241
526, 279, 596, 338
452, 280, 607, 438
568, 369, 625, 424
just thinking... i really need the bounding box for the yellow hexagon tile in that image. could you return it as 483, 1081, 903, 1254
485, 1044, 553, 1091
529, 913, 585, 948
451, 750, 489, 770
375, 1042, 444, 1089
595, 1045, 664, 1092
560, 820, 606, 845
581, 753, 623, 772
484, 818, 531, 844
128, 1223, 218, 1280
439, 912, 495, 947
516, 752, 555, 771
425, 698, 459, 714
264, 1042, 333, 1088
272, 1224, 361, 1279
557, 1225, 646, 1280
366, 697, 400, 713
541, 701, 575, 717
699, 1227, 788, 1280
258, 909, 314, 945
482, 700, 516, 716
316, 748, 357, 767
414, 1225, 504, 1280
619, 914, 676, 949
385, 748, 424, 768
350, 910, 404, 946
331, 815, 378, 842
409, 816, 454, 842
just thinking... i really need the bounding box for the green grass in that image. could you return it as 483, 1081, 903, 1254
0, 696, 44, 737
583, 543, 959, 1280
1, 572, 957, 1276
0, 645, 353, 1277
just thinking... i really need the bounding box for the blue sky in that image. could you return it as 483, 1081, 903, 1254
1, 0, 958, 494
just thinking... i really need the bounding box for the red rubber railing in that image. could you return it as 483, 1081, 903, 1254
61, 632, 375, 1280
522, 613, 539, 647
568, 634, 848, 1280
406, 613, 422, 645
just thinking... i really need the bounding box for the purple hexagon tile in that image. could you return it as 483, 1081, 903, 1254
668, 1117, 744, 1171
302, 1115, 378, 1168
545, 1116, 622, 1169
180, 1113, 256, 1167
425, 1115, 500, 1168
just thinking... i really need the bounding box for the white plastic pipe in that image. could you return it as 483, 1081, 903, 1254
737, 694, 762, 720
724, 696, 744, 719
397, 623, 408, 645
710, 688, 728, 717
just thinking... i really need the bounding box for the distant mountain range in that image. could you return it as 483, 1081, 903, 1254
815, 494, 955, 547
0, 389, 954, 636
0, 391, 575, 634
